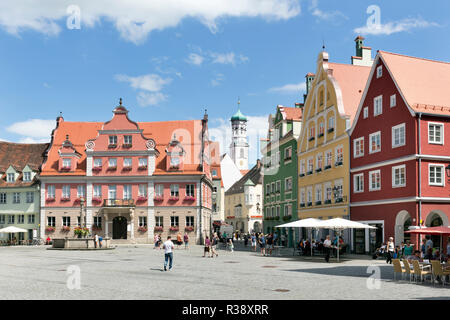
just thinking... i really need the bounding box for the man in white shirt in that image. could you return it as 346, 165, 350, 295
163, 236, 175, 271
324, 235, 332, 262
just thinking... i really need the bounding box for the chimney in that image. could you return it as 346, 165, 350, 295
351, 36, 373, 67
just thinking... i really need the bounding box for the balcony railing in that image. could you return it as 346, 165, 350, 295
102, 199, 135, 207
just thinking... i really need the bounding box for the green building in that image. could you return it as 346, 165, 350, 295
0, 142, 48, 243
261, 105, 302, 247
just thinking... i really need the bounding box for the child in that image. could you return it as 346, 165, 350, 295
228, 238, 234, 252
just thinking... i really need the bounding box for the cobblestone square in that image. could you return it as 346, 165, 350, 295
0, 244, 448, 300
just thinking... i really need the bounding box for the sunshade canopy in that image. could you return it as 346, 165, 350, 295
275, 218, 324, 228
405, 226, 450, 235
0, 226, 28, 233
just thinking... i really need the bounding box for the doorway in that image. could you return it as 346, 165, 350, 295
112, 216, 127, 239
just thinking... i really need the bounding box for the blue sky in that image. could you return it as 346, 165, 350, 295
0, 0, 449, 166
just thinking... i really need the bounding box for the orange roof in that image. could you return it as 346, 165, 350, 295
240, 170, 250, 176
41, 118, 207, 176
328, 62, 371, 124
380, 51, 450, 116
280, 106, 302, 120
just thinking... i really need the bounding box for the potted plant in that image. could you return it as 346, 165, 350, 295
46, 197, 55, 202
138, 226, 148, 233
122, 166, 132, 171
154, 226, 163, 232
107, 166, 117, 171
169, 226, 179, 232
185, 226, 194, 232
137, 195, 147, 202
138, 165, 147, 171
184, 196, 196, 201
92, 225, 102, 231
154, 195, 164, 202
92, 166, 102, 172
61, 226, 71, 232
45, 226, 55, 232
60, 166, 71, 172
60, 197, 70, 202
168, 196, 179, 201
92, 197, 102, 204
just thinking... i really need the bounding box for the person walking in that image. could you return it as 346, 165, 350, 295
386, 237, 395, 264
259, 234, 266, 256
203, 236, 211, 257
154, 234, 160, 249
266, 233, 273, 256
177, 232, 182, 249
324, 235, 332, 262
251, 233, 257, 252
98, 235, 103, 248
211, 234, 219, 257
94, 234, 99, 249
228, 238, 234, 253
183, 232, 189, 250
244, 234, 249, 247
162, 236, 175, 271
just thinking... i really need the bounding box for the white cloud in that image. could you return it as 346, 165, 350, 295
211, 52, 236, 65
0, 0, 301, 44
185, 53, 205, 66
268, 82, 306, 94
211, 73, 225, 87
115, 74, 171, 92
6, 119, 55, 139
309, 0, 347, 22
136, 92, 167, 107
18, 137, 50, 144
354, 18, 439, 36
209, 115, 269, 166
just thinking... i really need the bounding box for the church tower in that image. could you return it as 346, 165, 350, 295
229, 100, 249, 170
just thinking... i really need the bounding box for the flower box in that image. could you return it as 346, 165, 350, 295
169, 226, 179, 232
122, 166, 132, 171
185, 226, 194, 232
299, 173, 305, 177
92, 166, 102, 172
300, 203, 305, 208
282, 215, 292, 221
324, 199, 332, 204
318, 133, 324, 138
168, 196, 179, 201
74, 227, 89, 237
153, 196, 164, 202
306, 171, 313, 175
335, 198, 343, 203
45, 226, 55, 232
60, 197, 70, 202
61, 226, 71, 232
138, 165, 148, 171
92, 197, 102, 203
137, 196, 147, 202
226, 216, 234, 219
308, 137, 315, 142
169, 166, 180, 170
324, 165, 331, 170
184, 196, 196, 201
138, 226, 148, 233
108, 144, 117, 149
316, 168, 322, 172
315, 201, 322, 206
46, 197, 55, 202
154, 226, 163, 232
122, 143, 132, 149
335, 161, 343, 166
92, 225, 102, 231
307, 202, 312, 207
327, 128, 334, 133
107, 166, 117, 171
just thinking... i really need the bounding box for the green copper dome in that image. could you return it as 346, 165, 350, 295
231, 109, 247, 121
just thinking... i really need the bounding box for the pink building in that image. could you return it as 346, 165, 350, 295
349, 51, 450, 253
40, 100, 215, 244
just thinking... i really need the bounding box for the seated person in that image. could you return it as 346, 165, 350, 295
407, 250, 422, 262
424, 247, 433, 260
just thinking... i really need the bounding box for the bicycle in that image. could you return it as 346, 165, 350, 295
31, 238, 45, 246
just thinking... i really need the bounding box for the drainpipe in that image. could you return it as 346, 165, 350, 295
417, 113, 422, 248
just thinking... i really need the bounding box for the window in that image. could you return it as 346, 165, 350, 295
429, 165, 444, 186
62, 216, 71, 227
328, 116, 335, 131
93, 158, 102, 168
28, 214, 35, 224
363, 107, 368, 119
47, 217, 55, 227
376, 65, 382, 78
307, 187, 313, 205
276, 181, 281, 193
94, 216, 102, 228
13, 192, 20, 204
285, 177, 292, 192
390, 94, 396, 108
284, 147, 292, 160
369, 170, 381, 191
325, 183, 332, 202
428, 123, 443, 144
316, 153, 323, 171
354, 137, 364, 158
240, 149, 245, 159
139, 184, 147, 197
170, 184, 179, 197
276, 206, 280, 217
8, 215, 14, 224
315, 185, 322, 204
212, 170, 217, 176
47, 185, 55, 199
354, 174, 364, 193
309, 126, 315, 140
170, 216, 179, 227
186, 216, 194, 227
266, 184, 270, 195
139, 158, 148, 167
369, 131, 381, 154
284, 206, 289, 217
0, 193, 6, 204
374, 95, 383, 116
334, 181, 343, 200
7, 173, 15, 182
299, 189, 305, 205
108, 158, 117, 168
123, 158, 132, 168
108, 185, 117, 199
186, 184, 195, 197
123, 185, 132, 200
124, 135, 132, 145
299, 160, 306, 175
77, 185, 85, 198
17, 214, 24, 224
0, 215, 5, 224
26, 191, 34, 203
139, 216, 147, 227
392, 165, 406, 188
307, 157, 314, 174
62, 185, 70, 198
170, 156, 180, 167
155, 216, 163, 227
336, 146, 343, 165
318, 122, 324, 136
23, 172, 31, 182
109, 136, 117, 145
62, 158, 71, 168
325, 150, 332, 168
93, 185, 102, 197
392, 123, 406, 148
155, 185, 164, 197
271, 182, 275, 194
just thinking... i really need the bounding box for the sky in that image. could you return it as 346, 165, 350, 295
0, 0, 449, 166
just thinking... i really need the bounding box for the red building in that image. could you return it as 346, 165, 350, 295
40, 100, 214, 244
349, 51, 450, 253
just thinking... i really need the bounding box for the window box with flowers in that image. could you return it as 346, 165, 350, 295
169, 226, 179, 232
307, 202, 312, 207
318, 133, 324, 138
327, 128, 334, 133
136, 196, 147, 202
108, 144, 117, 149
92, 225, 102, 231
73, 197, 83, 204
265, 216, 273, 221
138, 165, 148, 171
122, 166, 132, 171
308, 137, 315, 142
324, 165, 332, 170
169, 165, 180, 170
299, 203, 305, 208
46, 197, 55, 203
184, 196, 196, 202
45, 226, 55, 233
107, 166, 117, 171
282, 215, 292, 221
138, 226, 148, 233
185, 226, 194, 232
74, 227, 90, 238
154, 196, 164, 202
122, 143, 132, 149
226, 216, 235, 219
60, 197, 71, 202
154, 226, 163, 232
92, 166, 102, 172
168, 196, 179, 201
92, 197, 102, 204
61, 226, 71, 232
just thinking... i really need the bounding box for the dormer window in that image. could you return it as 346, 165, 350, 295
23, 172, 31, 182
170, 156, 180, 169
109, 136, 117, 147
7, 173, 15, 183
123, 135, 132, 148
62, 158, 71, 169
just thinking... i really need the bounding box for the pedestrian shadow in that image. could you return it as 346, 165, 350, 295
284, 265, 395, 280
150, 268, 164, 272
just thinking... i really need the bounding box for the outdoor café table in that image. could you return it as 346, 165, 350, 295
273, 246, 284, 256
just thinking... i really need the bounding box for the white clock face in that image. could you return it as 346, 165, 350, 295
240, 160, 243, 166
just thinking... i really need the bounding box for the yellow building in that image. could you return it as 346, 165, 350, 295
297, 40, 372, 223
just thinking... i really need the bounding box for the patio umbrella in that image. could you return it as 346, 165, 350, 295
275, 218, 325, 256
318, 218, 377, 262
0, 226, 27, 233
405, 226, 450, 253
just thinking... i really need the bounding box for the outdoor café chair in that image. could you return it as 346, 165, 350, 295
392, 259, 405, 281
411, 260, 432, 284
402, 259, 413, 283
430, 260, 450, 287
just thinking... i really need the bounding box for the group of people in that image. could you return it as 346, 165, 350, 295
154, 232, 189, 250
203, 234, 220, 257
295, 236, 346, 261
378, 236, 450, 264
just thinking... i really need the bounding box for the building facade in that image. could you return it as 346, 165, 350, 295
349, 50, 450, 253
262, 105, 302, 247
39, 101, 213, 244
224, 161, 263, 234
297, 44, 371, 243
0, 143, 48, 242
